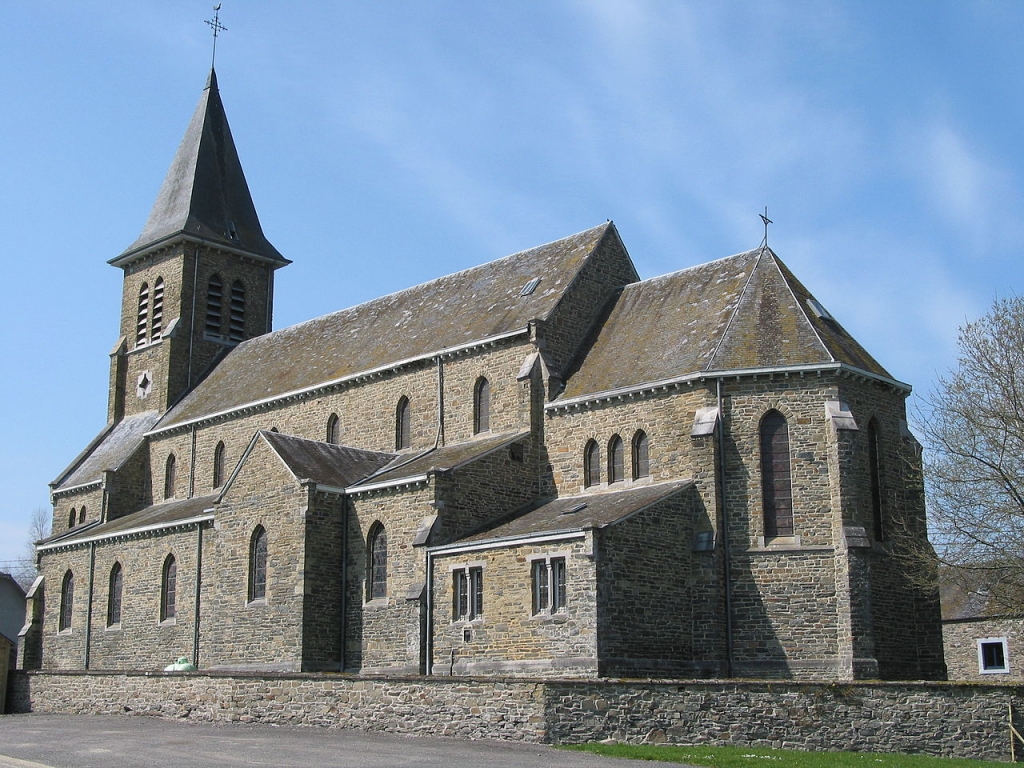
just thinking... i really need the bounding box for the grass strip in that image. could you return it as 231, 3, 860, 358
559, 743, 1007, 767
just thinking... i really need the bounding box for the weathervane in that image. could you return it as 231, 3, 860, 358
759, 207, 773, 248
205, 4, 227, 69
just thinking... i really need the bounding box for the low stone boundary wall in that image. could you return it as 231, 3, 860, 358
9, 671, 1024, 762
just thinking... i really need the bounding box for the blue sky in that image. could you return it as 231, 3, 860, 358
1, 1, 1021, 570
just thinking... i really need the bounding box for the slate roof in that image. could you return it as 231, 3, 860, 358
52, 411, 162, 490
113, 69, 286, 266
451, 479, 693, 545
260, 431, 395, 488
38, 495, 218, 550
351, 432, 529, 489
559, 247, 892, 401
156, 224, 617, 430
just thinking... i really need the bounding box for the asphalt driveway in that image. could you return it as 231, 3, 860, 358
0, 713, 672, 768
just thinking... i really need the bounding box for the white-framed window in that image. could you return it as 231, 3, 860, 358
452, 564, 483, 621
531, 556, 567, 615
978, 637, 1009, 674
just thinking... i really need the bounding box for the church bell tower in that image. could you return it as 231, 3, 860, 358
107, 69, 289, 422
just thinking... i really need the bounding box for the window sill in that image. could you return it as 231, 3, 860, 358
105, 623, 122, 632
57, 628, 72, 636
364, 597, 389, 610
451, 617, 484, 626
247, 597, 267, 608
159, 617, 177, 627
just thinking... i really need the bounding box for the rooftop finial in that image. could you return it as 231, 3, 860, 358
759, 207, 773, 248
205, 4, 227, 70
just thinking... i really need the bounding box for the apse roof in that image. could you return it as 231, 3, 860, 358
558, 247, 894, 402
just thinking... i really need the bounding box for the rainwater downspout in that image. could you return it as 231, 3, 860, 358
84, 541, 96, 669
188, 424, 197, 498
339, 499, 348, 672
717, 378, 735, 678
424, 549, 434, 675
435, 356, 445, 448
192, 522, 203, 667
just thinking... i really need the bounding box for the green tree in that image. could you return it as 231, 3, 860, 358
918, 295, 1024, 612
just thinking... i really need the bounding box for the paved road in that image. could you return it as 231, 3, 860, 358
0, 714, 668, 768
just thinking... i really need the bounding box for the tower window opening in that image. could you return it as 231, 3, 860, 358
136, 282, 149, 346
229, 280, 245, 342
206, 275, 223, 337
151, 278, 164, 339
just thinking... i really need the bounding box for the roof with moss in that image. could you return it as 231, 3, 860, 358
155, 223, 620, 430
558, 246, 893, 401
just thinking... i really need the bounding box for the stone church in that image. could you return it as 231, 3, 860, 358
19, 70, 946, 681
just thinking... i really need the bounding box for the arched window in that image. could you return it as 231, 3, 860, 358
473, 377, 490, 434
326, 413, 340, 445
136, 282, 149, 346
368, 523, 387, 600
868, 419, 884, 541
79, 506, 86, 525
229, 280, 246, 342
760, 410, 794, 538
107, 563, 123, 626
212, 441, 227, 489
164, 454, 177, 500
68, 508, 77, 529
608, 435, 624, 484
632, 430, 650, 479
205, 274, 223, 337
249, 526, 268, 602
584, 440, 600, 488
396, 397, 411, 450
151, 278, 164, 339
59, 570, 74, 632
161, 555, 177, 621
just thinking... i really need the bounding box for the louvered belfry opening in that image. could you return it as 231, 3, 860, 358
760, 410, 794, 538
136, 283, 149, 346
206, 275, 223, 336
151, 278, 164, 339
229, 280, 245, 342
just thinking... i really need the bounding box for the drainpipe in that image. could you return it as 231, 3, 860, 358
339, 499, 348, 672
424, 549, 434, 675
435, 356, 445, 448
192, 522, 203, 667
716, 378, 735, 678
84, 541, 96, 669
189, 424, 197, 499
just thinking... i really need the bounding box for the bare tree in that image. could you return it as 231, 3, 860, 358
12, 507, 50, 591
916, 295, 1024, 613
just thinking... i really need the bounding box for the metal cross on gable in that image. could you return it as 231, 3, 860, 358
205, 4, 227, 69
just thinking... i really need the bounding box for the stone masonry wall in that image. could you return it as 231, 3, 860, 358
945, 617, 1024, 682
431, 535, 598, 677
10, 671, 1024, 762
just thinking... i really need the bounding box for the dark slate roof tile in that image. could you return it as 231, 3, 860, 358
260, 431, 395, 488
53, 411, 162, 490
452, 479, 693, 544
560, 247, 891, 401
352, 432, 529, 488
115, 70, 285, 265
158, 224, 614, 429
39, 495, 218, 549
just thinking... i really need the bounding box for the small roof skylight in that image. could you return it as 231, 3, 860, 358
806, 298, 833, 321
520, 277, 541, 297
560, 502, 588, 516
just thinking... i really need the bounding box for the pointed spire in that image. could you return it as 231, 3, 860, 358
113, 69, 288, 266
